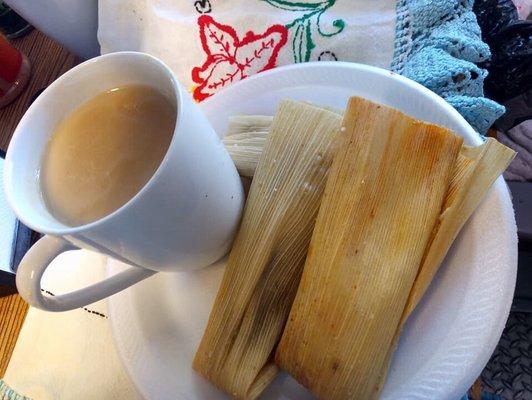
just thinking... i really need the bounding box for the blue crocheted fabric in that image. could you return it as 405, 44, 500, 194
391, 0, 505, 134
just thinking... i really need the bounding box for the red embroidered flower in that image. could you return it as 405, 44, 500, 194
192, 15, 288, 101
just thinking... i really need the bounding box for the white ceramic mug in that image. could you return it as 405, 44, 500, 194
4, 52, 244, 312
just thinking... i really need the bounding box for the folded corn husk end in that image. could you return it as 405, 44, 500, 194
403, 137, 516, 319
223, 116, 271, 178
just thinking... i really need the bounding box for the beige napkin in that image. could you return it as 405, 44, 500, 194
3, 250, 142, 400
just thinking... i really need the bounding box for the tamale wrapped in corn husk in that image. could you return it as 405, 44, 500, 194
223, 116, 272, 177
275, 97, 463, 400
193, 100, 342, 400
226, 115, 273, 137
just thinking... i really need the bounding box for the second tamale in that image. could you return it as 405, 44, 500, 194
193, 100, 342, 399
275, 97, 463, 400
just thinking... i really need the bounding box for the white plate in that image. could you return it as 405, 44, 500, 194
108, 62, 517, 400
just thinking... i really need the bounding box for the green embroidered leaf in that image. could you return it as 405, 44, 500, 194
263, 0, 342, 63
262, 0, 331, 12
292, 19, 316, 63
303, 19, 315, 62
292, 22, 304, 63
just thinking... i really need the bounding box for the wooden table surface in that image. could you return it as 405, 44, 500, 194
0, 29, 78, 378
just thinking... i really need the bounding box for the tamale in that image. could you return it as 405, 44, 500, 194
223, 116, 272, 177
275, 97, 463, 400
226, 115, 273, 137
193, 100, 342, 399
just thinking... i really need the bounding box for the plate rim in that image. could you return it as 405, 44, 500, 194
202, 61, 483, 147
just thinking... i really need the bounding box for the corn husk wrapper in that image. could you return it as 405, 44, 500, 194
223, 106, 341, 178
373, 137, 516, 393
403, 138, 515, 317
193, 100, 342, 400
223, 116, 272, 177
275, 97, 464, 400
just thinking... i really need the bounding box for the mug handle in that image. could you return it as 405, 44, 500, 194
16, 235, 156, 312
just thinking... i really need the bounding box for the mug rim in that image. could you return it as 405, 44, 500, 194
4, 51, 183, 236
